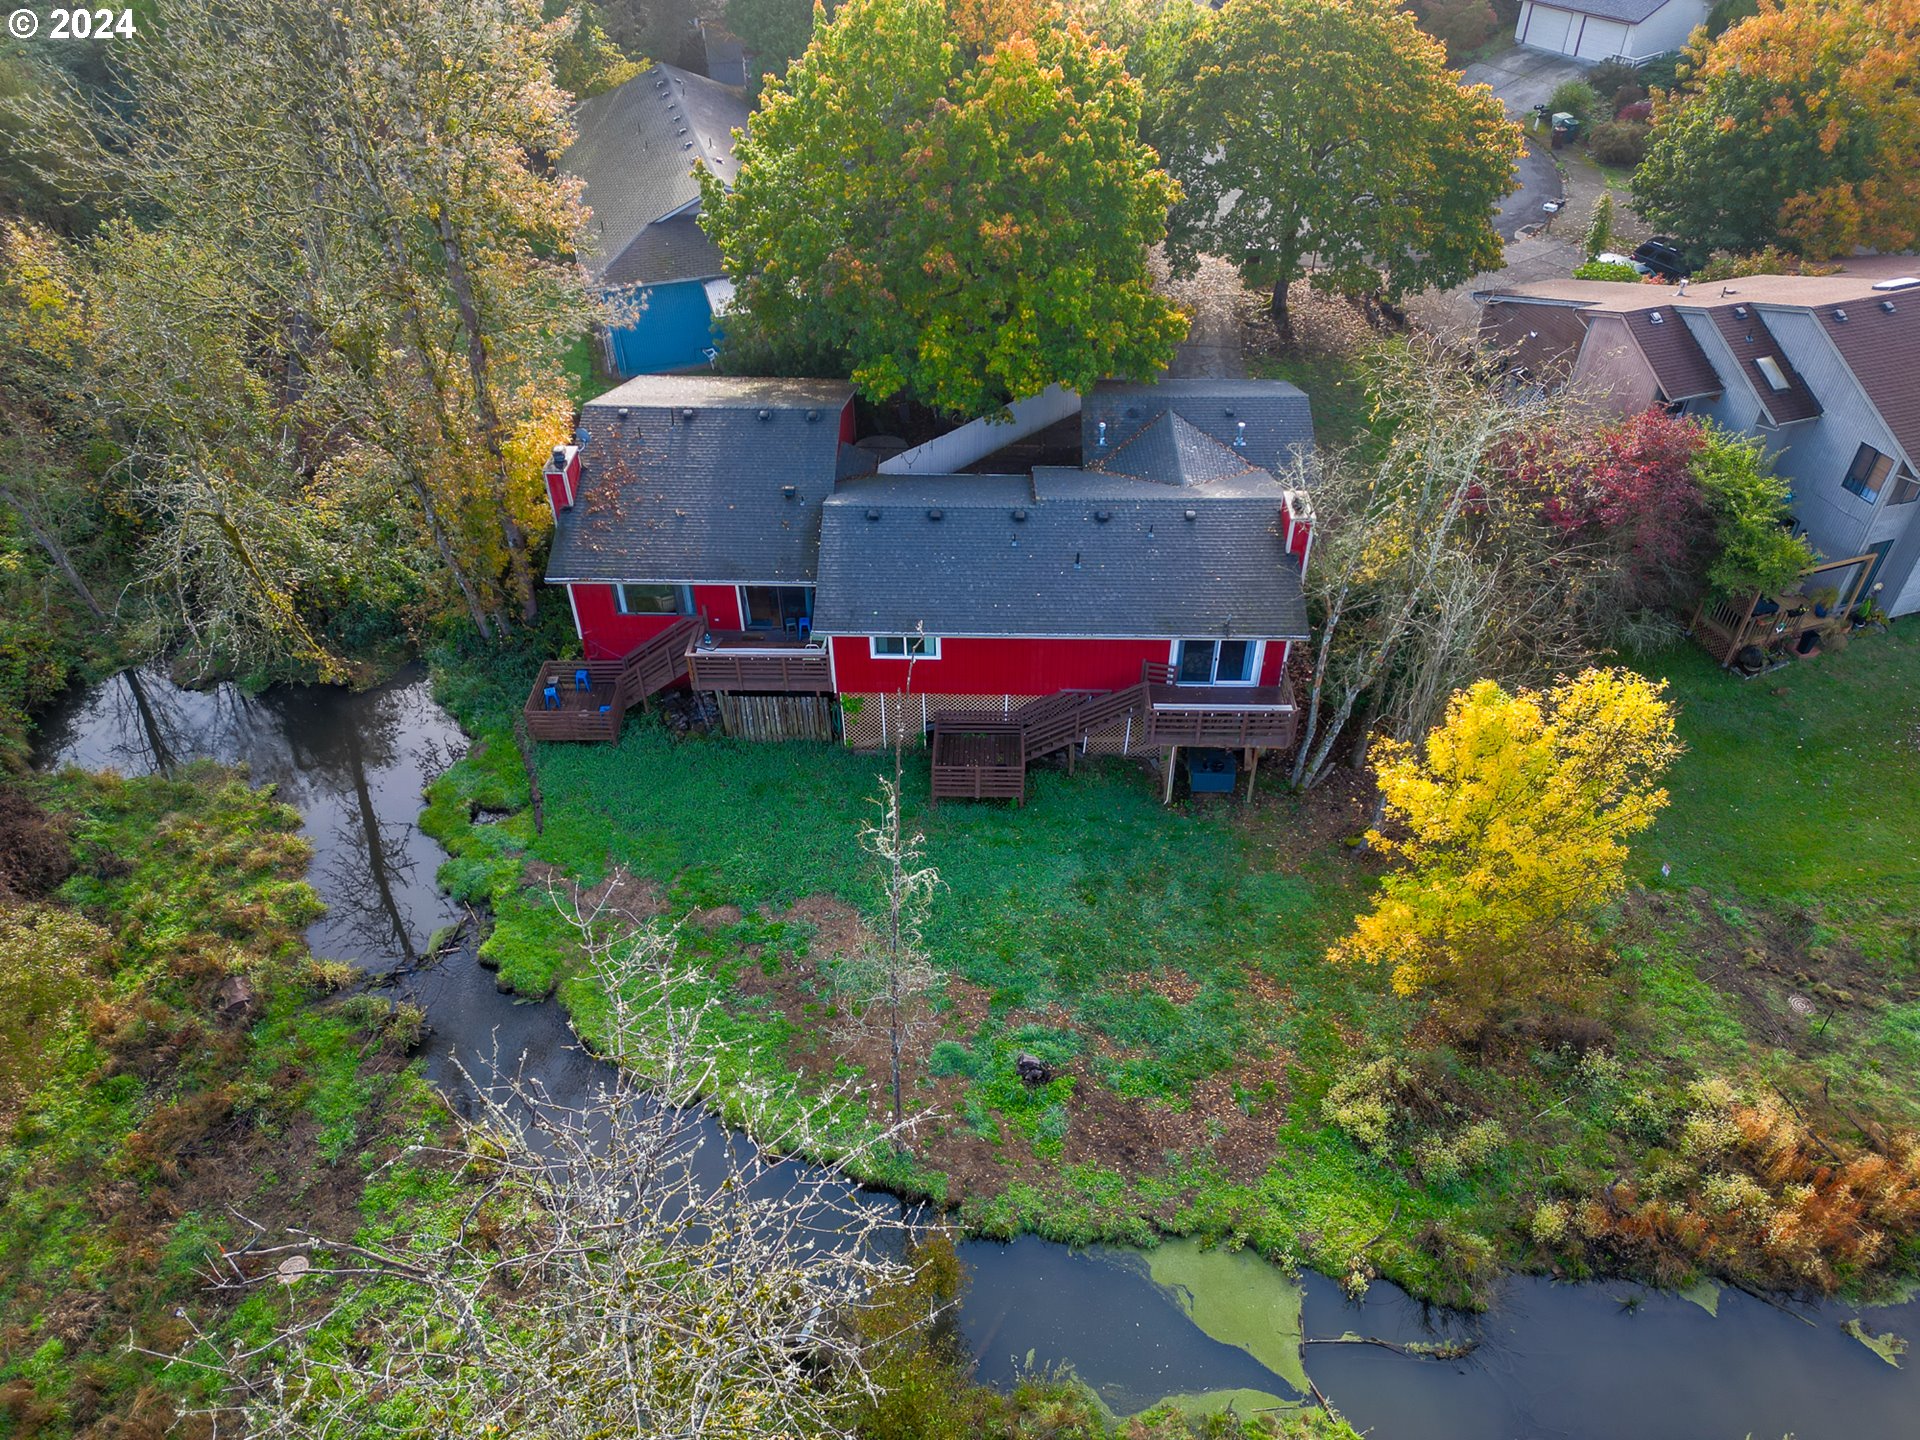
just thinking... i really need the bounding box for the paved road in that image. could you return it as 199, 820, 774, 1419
1465, 46, 1590, 239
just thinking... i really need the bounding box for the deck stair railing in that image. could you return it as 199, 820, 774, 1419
933, 660, 1298, 804
523, 615, 704, 743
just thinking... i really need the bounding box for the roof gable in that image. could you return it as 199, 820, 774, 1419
565, 64, 750, 284
1816, 299, 1920, 466
1082, 379, 1314, 479
1701, 305, 1820, 423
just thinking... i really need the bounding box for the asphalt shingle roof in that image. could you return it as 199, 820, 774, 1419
1478, 296, 1591, 384
546, 376, 857, 585
599, 214, 725, 288
1703, 306, 1821, 423
813, 472, 1308, 641
1081, 379, 1314, 480
565, 63, 749, 285
1617, 306, 1723, 402
1528, 0, 1682, 26
1816, 297, 1920, 466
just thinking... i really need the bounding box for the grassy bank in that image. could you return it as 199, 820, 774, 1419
425, 626, 1920, 1307
0, 768, 456, 1436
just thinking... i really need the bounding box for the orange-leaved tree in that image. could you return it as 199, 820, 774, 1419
1634, 0, 1920, 259
1332, 668, 1682, 1020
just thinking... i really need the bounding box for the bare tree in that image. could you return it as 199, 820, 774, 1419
830, 751, 944, 1143
154, 876, 924, 1440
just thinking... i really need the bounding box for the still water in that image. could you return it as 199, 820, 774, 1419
34, 667, 1920, 1438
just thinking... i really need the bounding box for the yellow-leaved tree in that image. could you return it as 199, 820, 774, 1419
1333, 667, 1681, 1022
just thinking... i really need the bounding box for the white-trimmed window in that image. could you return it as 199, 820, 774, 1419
870, 635, 938, 659
614, 583, 694, 616
1174, 638, 1258, 685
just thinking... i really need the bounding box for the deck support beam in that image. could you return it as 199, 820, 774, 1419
1163, 744, 1179, 805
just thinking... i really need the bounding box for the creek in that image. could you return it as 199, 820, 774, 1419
33, 666, 1920, 1438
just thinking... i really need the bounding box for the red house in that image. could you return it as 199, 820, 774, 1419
533, 375, 1315, 798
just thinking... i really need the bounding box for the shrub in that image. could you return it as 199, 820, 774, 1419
1611, 84, 1649, 114
1573, 259, 1643, 282
1615, 98, 1653, 124
1691, 425, 1815, 596
1695, 245, 1842, 281
1320, 1055, 1411, 1156
1413, 1119, 1509, 1185
1584, 192, 1615, 261
1547, 78, 1601, 121
1589, 119, 1652, 167
1584, 57, 1641, 98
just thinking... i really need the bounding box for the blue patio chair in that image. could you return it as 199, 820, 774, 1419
598, 704, 612, 715
574, 667, 591, 691
797, 616, 812, 642
542, 684, 560, 710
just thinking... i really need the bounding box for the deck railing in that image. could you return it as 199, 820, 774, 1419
685, 636, 833, 693
523, 616, 702, 743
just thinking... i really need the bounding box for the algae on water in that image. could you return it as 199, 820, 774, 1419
1842, 1318, 1907, 1367
1142, 1238, 1310, 1396
1679, 1278, 1722, 1317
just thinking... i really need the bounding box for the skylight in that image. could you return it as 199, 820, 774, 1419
1755, 355, 1791, 391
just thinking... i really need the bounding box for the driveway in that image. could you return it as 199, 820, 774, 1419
1464, 47, 1585, 239
1463, 46, 1596, 116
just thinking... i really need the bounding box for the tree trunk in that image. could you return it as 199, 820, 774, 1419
436, 211, 540, 627
407, 475, 494, 641
1270, 281, 1294, 350
3, 486, 108, 621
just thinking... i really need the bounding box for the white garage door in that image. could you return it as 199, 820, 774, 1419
1521, 3, 1576, 54
1575, 16, 1630, 58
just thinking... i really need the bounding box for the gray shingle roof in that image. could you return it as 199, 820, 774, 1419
1529, 0, 1680, 24
1618, 306, 1723, 403
1081, 379, 1314, 480
813, 472, 1308, 641
600, 214, 725, 288
1703, 306, 1821, 423
1088, 411, 1267, 485
565, 63, 749, 285
546, 376, 856, 585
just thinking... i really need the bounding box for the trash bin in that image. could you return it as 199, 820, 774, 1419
1550, 112, 1578, 149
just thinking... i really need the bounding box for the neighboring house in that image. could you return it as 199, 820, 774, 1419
1474, 259, 1920, 616
533, 375, 1315, 785
1513, 0, 1707, 61
699, 22, 750, 87
564, 63, 749, 377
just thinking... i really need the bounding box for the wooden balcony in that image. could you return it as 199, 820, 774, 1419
685, 631, 834, 693
1144, 675, 1297, 749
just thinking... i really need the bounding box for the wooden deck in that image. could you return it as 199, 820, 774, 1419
523, 616, 702, 743
931, 723, 1025, 803
685, 632, 833, 693
931, 663, 1297, 804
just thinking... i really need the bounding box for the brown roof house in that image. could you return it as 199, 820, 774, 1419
1475, 259, 1920, 617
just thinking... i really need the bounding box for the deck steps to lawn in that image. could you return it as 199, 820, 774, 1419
522, 616, 703, 743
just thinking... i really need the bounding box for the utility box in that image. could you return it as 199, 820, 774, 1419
1185, 748, 1238, 794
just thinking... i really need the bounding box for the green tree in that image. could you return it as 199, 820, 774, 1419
1156, 0, 1521, 344
700, 0, 1186, 416
1633, 0, 1920, 259
725, 0, 833, 86
1691, 424, 1814, 596
1584, 192, 1615, 261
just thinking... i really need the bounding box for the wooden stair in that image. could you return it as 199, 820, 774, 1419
523, 616, 704, 743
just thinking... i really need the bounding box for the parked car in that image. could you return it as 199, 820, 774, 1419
1597, 251, 1653, 275
1631, 236, 1692, 280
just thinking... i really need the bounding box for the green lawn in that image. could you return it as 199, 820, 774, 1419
425, 625, 1920, 1304
1642, 626, 1920, 942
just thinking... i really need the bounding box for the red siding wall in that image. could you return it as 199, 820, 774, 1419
830, 636, 1292, 696
570, 583, 742, 659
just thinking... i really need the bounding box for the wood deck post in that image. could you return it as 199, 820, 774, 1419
1163, 745, 1179, 805
1244, 747, 1259, 805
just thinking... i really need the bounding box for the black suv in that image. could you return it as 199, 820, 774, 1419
1631, 236, 1692, 281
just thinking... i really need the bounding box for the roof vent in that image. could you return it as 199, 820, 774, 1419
781, 484, 797, 500
927, 508, 943, 521
1223, 407, 1235, 417
757, 408, 771, 420
1881, 299, 1897, 314
1234, 421, 1247, 449
865, 508, 881, 521
1734, 305, 1748, 319
1648, 311, 1664, 325
1011, 508, 1027, 522
805, 409, 820, 422
549, 446, 567, 468
681, 407, 695, 420
683, 141, 693, 150
1095, 420, 1107, 449
1835, 308, 1850, 323
1073, 552, 1082, 570
1125, 407, 1139, 419
617, 407, 630, 421
1094, 510, 1112, 523
1184, 509, 1197, 521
